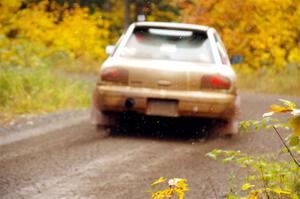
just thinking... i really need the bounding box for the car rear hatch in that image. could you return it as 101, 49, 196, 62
128, 61, 188, 91
115, 25, 219, 91
111, 57, 218, 92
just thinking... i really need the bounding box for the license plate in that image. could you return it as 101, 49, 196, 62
147, 99, 178, 117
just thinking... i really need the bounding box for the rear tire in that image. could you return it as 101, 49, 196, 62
217, 119, 239, 137
217, 94, 240, 137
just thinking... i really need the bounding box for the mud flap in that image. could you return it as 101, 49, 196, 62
218, 119, 239, 136
218, 94, 241, 136
90, 88, 116, 126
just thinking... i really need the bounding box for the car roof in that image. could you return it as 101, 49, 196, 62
133, 21, 210, 32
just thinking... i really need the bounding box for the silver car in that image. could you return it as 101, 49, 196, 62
91, 22, 240, 135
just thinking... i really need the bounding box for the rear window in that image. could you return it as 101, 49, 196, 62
120, 27, 215, 63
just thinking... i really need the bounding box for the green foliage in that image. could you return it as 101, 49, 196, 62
208, 99, 300, 199
150, 177, 189, 199
0, 66, 92, 124
208, 149, 300, 198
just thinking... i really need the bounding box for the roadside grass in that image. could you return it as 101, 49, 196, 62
0, 66, 93, 124
0, 36, 97, 125
45, 52, 101, 73
237, 65, 300, 97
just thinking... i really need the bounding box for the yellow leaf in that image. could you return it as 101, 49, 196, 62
289, 116, 300, 136
152, 189, 174, 199
151, 177, 167, 186
248, 190, 259, 199
241, 183, 255, 191
267, 188, 291, 195
270, 105, 292, 113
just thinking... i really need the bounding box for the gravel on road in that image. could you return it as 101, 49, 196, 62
0, 92, 299, 199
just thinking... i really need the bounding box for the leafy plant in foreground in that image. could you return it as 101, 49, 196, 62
150, 177, 189, 199
207, 99, 300, 199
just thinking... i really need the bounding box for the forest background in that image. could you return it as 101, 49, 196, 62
0, 0, 300, 122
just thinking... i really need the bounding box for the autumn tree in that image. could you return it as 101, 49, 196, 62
182, 0, 300, 72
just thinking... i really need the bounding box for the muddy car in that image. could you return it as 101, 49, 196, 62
91, 22, 240, 135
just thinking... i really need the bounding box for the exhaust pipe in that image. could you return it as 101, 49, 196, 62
125, 98, 135, 109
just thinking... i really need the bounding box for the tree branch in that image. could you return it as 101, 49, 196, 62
272, 126, 300, 168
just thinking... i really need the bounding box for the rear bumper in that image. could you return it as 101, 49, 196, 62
94, 85, 238, 119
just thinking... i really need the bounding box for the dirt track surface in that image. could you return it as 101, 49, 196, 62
0, 92, 299, 199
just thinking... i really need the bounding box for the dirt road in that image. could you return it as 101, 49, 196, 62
0, 92, 298, 199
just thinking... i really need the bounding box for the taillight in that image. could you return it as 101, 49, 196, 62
101, 68, 129, 84
201, 75, 231, 90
